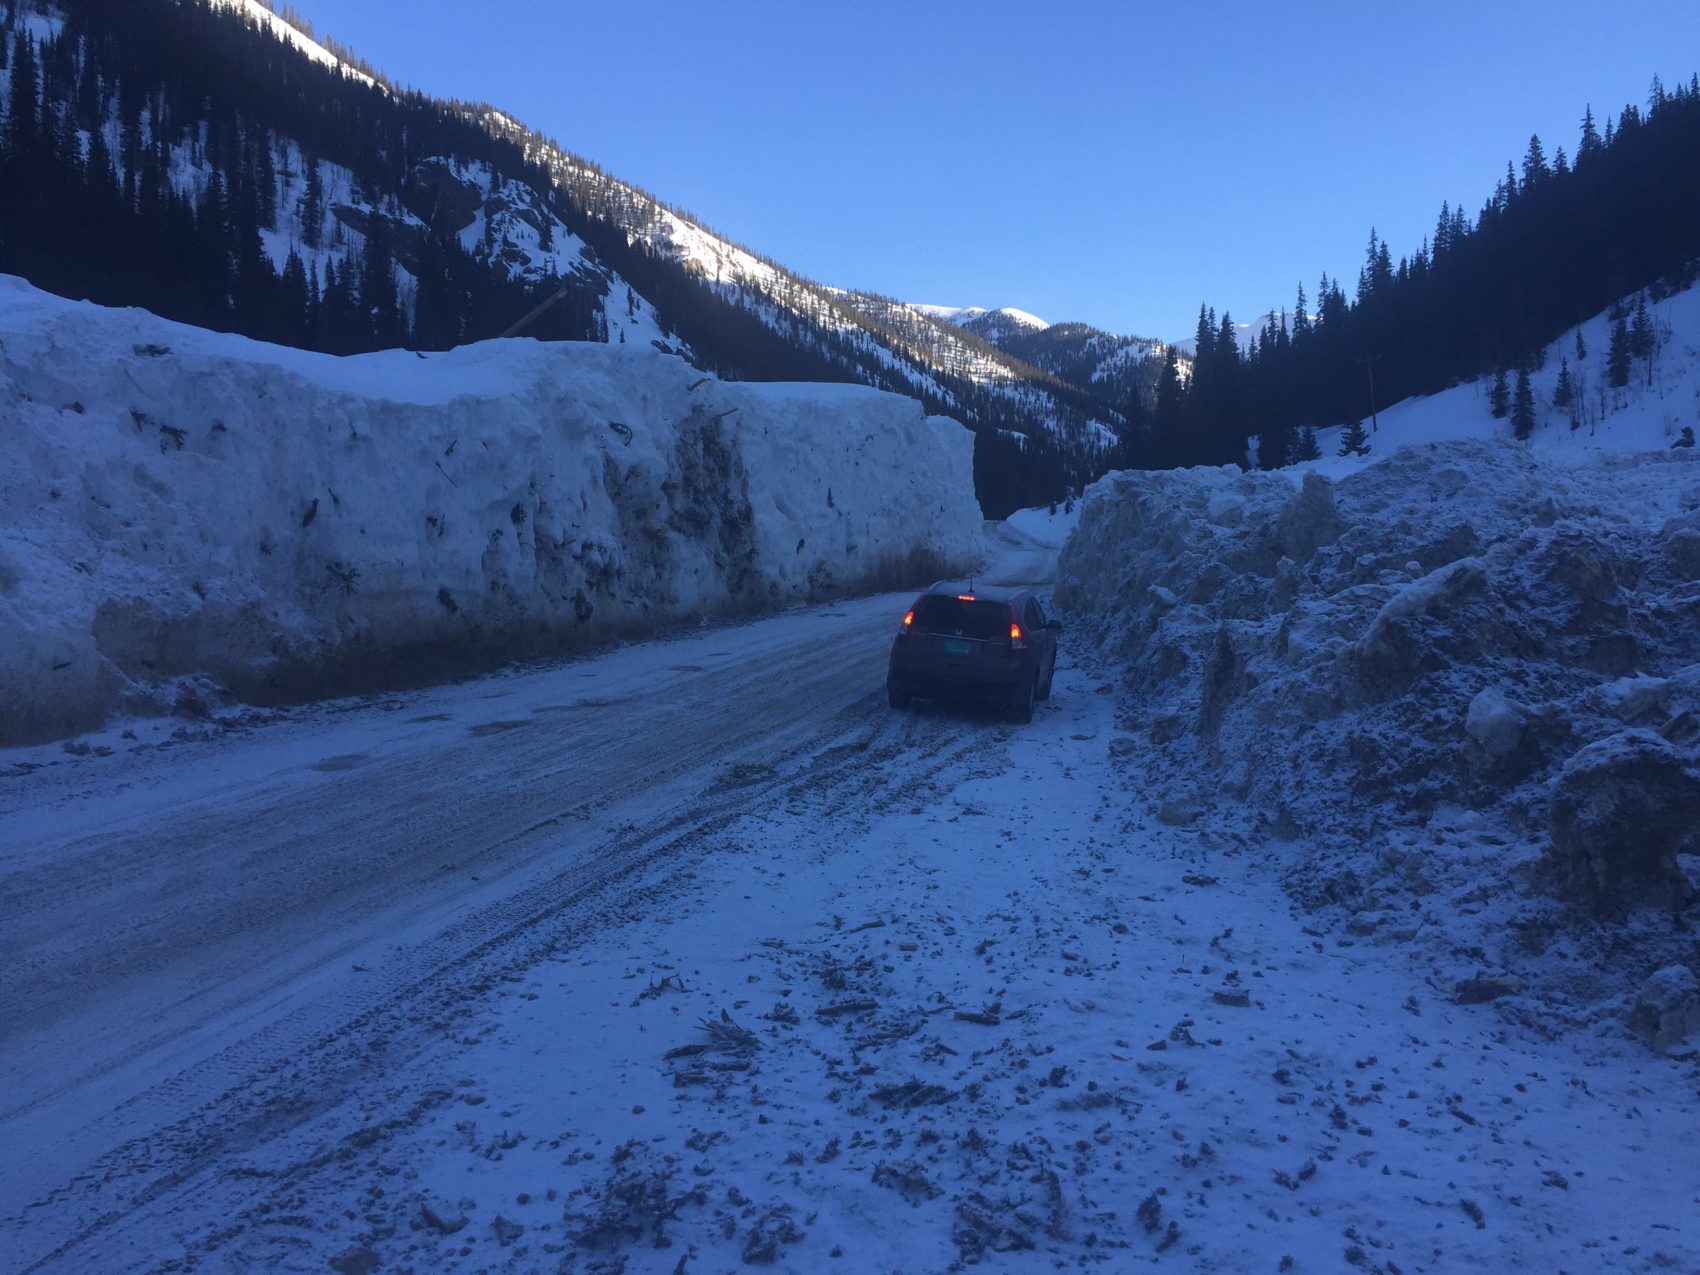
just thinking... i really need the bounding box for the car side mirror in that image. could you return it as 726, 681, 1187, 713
1046, 619, 1063, 631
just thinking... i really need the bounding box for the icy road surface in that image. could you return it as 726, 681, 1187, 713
2, 520, 1694, 1273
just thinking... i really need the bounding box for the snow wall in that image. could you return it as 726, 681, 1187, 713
1056, 441, 1700, 1006
0, 277, 984, 744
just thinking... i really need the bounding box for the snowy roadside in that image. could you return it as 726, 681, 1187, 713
22, 650, 1697, 1273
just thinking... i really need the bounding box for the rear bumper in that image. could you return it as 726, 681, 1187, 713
888, 648, 1031, 702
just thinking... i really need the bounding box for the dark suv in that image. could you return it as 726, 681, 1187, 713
886, 584, 1061, 723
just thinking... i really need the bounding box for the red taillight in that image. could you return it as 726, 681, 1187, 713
902, 609, 914, 628
1010, 621, 1027, 649
957, 594, 976, 602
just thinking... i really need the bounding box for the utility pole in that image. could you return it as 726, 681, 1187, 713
1358, 353, 1382, 432
499, 280, 579, 340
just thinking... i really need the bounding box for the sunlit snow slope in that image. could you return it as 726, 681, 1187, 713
1295, 278, 1700, 471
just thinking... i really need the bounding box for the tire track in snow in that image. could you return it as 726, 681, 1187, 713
6, 640, 1012, 1271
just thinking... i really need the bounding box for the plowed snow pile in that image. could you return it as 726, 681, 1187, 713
1058, 440, 1700, 1037
0, 277, 982, 744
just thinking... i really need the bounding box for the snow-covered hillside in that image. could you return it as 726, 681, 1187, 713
0, 11, 660, 354
208, 0, 375, 85
1299, 279, 1700, 470
0, 277, 983, 745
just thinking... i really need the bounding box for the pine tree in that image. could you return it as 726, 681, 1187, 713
1358, 228, 1393, 303
1489, 368, 1510, 418
1578, 104, 1602, 158
6, 32, 39, 157
358, 214, 403, 349
1522, 134, 1550, 190
1574, 327, 1587, 362
1607, 317, 1632, 388
1552, 357, 1574, 407
1260, 424, 1293, 470
1211, 309, 1245, 465
1338, 419, 1370, 457
277, 248, 309, 342
230, 168, 275, 337
1629, 294, 1653, 360
299, 155, 323, 249
1294, 426, 1321, 462
255, 132, 277, 232
1150, 346, 1185, 469
1511, 368, 1536, 440
1117, 385, 1148, 470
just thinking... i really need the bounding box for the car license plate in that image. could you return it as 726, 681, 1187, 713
941, 638, 971, 655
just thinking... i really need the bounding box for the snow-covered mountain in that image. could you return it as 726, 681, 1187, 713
0, 0, 1130, 513
911, 304, 1172, 421
487, 122, 1127, 471
999, 321, 1170, 410
910, 304, 1050, 346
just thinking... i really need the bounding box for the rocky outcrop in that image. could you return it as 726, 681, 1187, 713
403, 157, 487, 235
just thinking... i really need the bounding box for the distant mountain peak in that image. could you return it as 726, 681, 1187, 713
912, 303, 1050, 333
990, 306, 1050, 331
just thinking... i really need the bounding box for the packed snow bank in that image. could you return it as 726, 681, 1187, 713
1002, 500, 1080, 549
1057, 439, 1700, 1035
0, 277, 983, 744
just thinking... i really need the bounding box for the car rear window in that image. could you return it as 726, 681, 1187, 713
912, 596, 1010, 639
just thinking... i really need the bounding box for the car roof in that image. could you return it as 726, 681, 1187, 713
922, 581, 1028, 605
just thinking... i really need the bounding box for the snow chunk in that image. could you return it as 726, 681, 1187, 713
1004, 502, 1080, 549
1628, 965, 1700, 1054
1359, 556, 1486, 653
1465, 688, 1526, 757
1205, 491, 1246, 526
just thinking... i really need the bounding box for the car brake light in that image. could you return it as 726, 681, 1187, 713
1010, 621, 1027, 649
901, 609, 914, 629
957, 594, 975, 602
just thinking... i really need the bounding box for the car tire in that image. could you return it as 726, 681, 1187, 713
888, 682, 911, 710
1038, 654, 1055, 700
1009, 671, 1036, 724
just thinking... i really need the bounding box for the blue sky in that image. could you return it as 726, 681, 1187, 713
308, 0, 1699, 340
